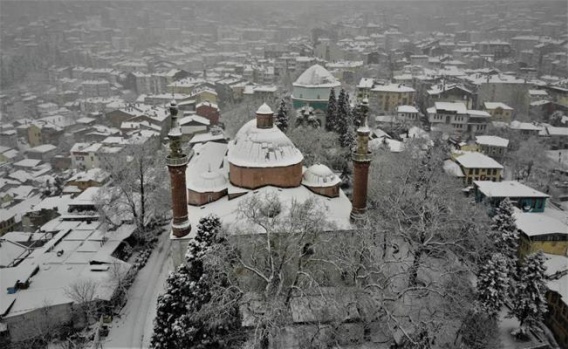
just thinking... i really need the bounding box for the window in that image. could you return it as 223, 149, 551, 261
475, 168, 479, 175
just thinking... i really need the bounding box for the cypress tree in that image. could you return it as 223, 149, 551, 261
325, 88, 338, 132
275, 99, 289, 133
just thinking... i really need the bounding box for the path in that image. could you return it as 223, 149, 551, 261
104, 231, 173, 348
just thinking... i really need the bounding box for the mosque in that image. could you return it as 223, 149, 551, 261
165, 100, 371, 265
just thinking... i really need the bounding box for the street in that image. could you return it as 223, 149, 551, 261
104, 230, 174, 349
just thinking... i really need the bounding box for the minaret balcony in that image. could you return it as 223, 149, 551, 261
166, 154, 189, 167
352, 151, 372, 162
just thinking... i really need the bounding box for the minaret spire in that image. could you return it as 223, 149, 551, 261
166, 100, 191, 238
350, 97, 372, 222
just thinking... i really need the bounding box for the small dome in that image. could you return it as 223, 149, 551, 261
293, 64, 341, 87
187, 170, 227, 193
302, 164, 341, 187
257, 103, 273, 115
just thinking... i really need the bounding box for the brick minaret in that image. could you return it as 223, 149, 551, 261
166, 100, 191, 238
350, 98, 372, 221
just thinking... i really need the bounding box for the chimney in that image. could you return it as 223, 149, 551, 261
351, 98, 372, 222
166, 100, 191, 238
256, 103, 274, 129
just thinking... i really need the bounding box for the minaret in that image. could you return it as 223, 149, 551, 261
166, 100, 191, 238
350, 98, 372, 222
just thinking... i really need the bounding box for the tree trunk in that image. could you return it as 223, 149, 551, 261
408, 248, 422, 287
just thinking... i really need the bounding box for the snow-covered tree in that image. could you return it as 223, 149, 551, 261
151, 215, 242, 349
295, 107, 321, 129
97, 139, 170, 240
489, 198, 519, 271
275, 98, 289, 133
458, 311, 501, 349
325, 88, 338, 132
336, 89, 354, 149
476, 253, 509, 317
510, 251, 548, 339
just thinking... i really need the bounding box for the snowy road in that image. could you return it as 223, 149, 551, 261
104, 231, 174, 349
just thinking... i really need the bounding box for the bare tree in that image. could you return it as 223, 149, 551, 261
64, 279, 99, 325
97, 138, 170, 240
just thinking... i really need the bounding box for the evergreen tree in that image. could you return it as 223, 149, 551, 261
476, 253, 509, 317
325, 88, 338, 132
336, 88, 355, 149
275, 99, 289, 133
352, 100, 369, 128
490, 199, 518, 258
509, 251, 548, 339
151, 215, 240, 348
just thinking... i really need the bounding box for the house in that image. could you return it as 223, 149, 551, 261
426, 83, 474, 109
424, 103, 489, 135
541, 126, 568, 150
179, 114, 210, 140
454, 152, 503, 185
509, 121, 543, 136
65, 168, 110, 191
515, 212, 567, 256
473, 180, 549, 213
543, 254, 568, 349
369, 83, 416, 114
484, 102, 513, 123
195, 101, 220, 125
26, 144, 58, 162
475, 135, 509, 159
70, 143, 103, 170
396, 105, 420, 124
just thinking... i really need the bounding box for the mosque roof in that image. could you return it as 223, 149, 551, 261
293, 64, 341, 88
228, 119, 304, 168
302, 164, 341, 187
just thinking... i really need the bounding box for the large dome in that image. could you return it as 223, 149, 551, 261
228, 119, 303, 168
293, 64, 341, 88
187, 169, 228, 193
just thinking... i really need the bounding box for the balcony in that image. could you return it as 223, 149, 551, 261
166, 154, 189, 167
352, 151, 372, 163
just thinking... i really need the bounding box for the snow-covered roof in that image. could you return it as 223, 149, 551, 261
257, 103, 273, 115
455, 152, 503, 169
293, 64, 340, 88
528, 89, 548, 96
543, 253, 568, 301
484, 102, 513, 110
467, 110, 491, 117
27, 144, 57, 153
514, 212, 567, 237
434, 102, 467, 114
474, 180, 549, 198
509, 121, 543, 131
180, 186, 352, 238
13, 159, 42, 168
371, 84, 415, 93
186, 142, 228, 193
302, 164, 340, 188
228, 119, 303, 168
475, 135, 509, 148
397, 105, 419, 114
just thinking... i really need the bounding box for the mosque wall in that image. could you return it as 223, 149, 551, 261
229, 162, 303, 189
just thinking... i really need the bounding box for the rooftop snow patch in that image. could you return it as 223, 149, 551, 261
455, 152, 503, 169
475, 135, 509, 148
474, 180, 549, 198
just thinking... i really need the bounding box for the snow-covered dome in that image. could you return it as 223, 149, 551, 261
302, 164, 341, 187
228, 119, 303, 168
187, 169, 228, 193
293, 64, 341, 88
257, 103, 273, 114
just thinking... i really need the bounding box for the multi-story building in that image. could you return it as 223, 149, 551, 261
82, 80, 111, 98
475, 135, 509, 160
454, 152, 503, 186
369, 84, 416, 115
543, 254, 568, 349
396, 105, 420, 124
427, 102, 491, 134
473, 180, 549, 213
291, 64, 340, 113
484, 102, 513, 123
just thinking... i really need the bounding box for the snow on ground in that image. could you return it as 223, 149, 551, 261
103, 230, 173, 349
